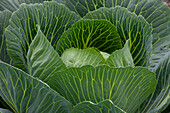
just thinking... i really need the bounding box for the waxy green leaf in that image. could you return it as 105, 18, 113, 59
56, 19, 122, 55
0, 62, 72, 113
61, 48, 105, 68
53, 0, 131, 17
5, 1, 80, 71
0, 10, 12, 63
72, 100, 125, 113
106, 40, 134, 68
48, 65, 157, 113
0, 0, 52, 12
138, 51, 170, 113
129, 1, 170, 66
27, 29, 66, 82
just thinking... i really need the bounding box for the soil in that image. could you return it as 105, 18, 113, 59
163, 0, 170, 7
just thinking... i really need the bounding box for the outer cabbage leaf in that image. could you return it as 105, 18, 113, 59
0, 62, 72, 113
53, 0, 130, 17
138, 51, 170, 113
84, 6, 152, 67
0, 10, 12, 63
0, 11, 13, 109
27, 29, 66, 82
56, 19, 122, 55
128, 0, 170, 70
72, 100, 125, 113
61, 48, 105, 68
131, 0, 170, 73
0, 0, 52, 12
5, 1, 80, 71
106, 40, 134, 68
47, 65, 157, 113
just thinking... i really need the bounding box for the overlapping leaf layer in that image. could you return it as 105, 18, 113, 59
5, 1, 80, 71
0, 0, 169, 113
0, 10, 12, 63
56, 19, 122, 55
84, 6, 152, 67
0, 62, 72, 113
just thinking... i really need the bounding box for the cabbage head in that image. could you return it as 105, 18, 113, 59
0, 0, 169, 113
